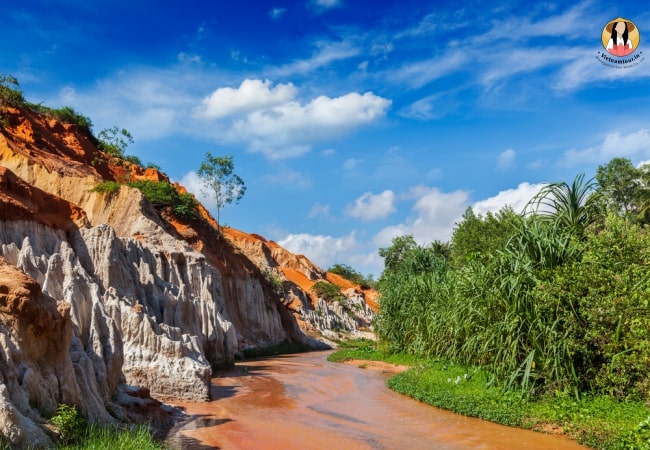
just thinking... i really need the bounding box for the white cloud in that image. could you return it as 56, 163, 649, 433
269, 7, 287, 19
638, 160, 650, 168
374, 187, 469, 246
225, 91, 391, 159
497, 148, 516, 171
472, 182, 545, 216
194, 79, 297, 119
268, 41, 359, 77
278, 231, 359, 269
559, 129, 650, 167
346, 190, 396, 221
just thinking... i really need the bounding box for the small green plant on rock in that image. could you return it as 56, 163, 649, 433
50, 403, 86, 445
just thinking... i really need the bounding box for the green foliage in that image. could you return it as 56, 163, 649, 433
597, 157, 650, 225
97, 126, 134, 158
0, 74, 25, 128
327, 263, 375, 288
47, 106, 93, 130
50, 404, 86, 446
92, 180, 198, 220
376, 165, 650, 402
262, 268, 285, 297
536, 214, 650, 400
0, 74, 25, 108
378, 235, 417, 272
91, 181, 121, 194
450, 206, 520, 267
127, 180, 198, 220
197, 152, 246, 229
58, 424, 165, 450
311, 281, 345, 302
526, 172, 602, 237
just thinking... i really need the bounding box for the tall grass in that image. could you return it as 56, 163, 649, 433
377, 205, 650, 399
58, 424, 165, 450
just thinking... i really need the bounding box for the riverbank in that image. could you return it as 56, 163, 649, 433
328, 339, 650, 450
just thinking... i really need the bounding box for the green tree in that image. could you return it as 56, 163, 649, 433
378, 235, 418, 274
0, 74, 24, 108
596, 157, 650, 224
197, 152, 246, 230
97, 126, 134, 158
450, 206, 520, 267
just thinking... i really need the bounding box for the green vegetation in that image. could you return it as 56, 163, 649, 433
197, 152, 246, 230
128, 180, 198, 220
330, 158, 650, 448
50, 404, 87, 445
92, 180, 199, 220
58, 424, 165, 450
327, 263, 376, 289
45, 403, 165, 449
376, 166, 650, 399
311, 281, 345, 302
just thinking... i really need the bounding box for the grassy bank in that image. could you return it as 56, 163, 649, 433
328, 339, 650, 449
57, 424, 166, 449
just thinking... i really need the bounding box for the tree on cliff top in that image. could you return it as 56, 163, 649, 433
197, 152, 246, 230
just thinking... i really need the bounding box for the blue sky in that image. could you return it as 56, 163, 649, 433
2, 0, 649, 277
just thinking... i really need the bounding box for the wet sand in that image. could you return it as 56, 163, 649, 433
165, 351, 589, 450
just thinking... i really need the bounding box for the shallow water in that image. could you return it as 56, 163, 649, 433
165, 351, 588, 449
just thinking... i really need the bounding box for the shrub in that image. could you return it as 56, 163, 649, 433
91, 181, 121, 194
311, 281, 345, 302
50, 404, 86, 445
48, 106, 93, 130
128, 180, 198, 220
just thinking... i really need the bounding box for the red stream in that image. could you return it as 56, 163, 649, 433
165, 351, 589, 450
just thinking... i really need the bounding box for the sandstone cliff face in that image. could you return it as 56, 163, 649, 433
0, 106, 377, 446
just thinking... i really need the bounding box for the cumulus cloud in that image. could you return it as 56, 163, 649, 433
559, 129, 650, 167
194, 79, 296, 119
497, 148, 516, 171
224, 90, 391, 159
374, 187, 470, 246
346, 190, 396, 221
472, 182, 545, 216
278, 231, 359, 269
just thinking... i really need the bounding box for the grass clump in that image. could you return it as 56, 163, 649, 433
58, 424, 165, 450
327, 338, 419, 366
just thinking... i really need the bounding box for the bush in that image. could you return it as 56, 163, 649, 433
128, 180, 198, 220
311, 281, 345, 302
48, 106, 93, 130
91, 181, 122, 194
50, 404, 86, 445
328, 263, 375, 289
